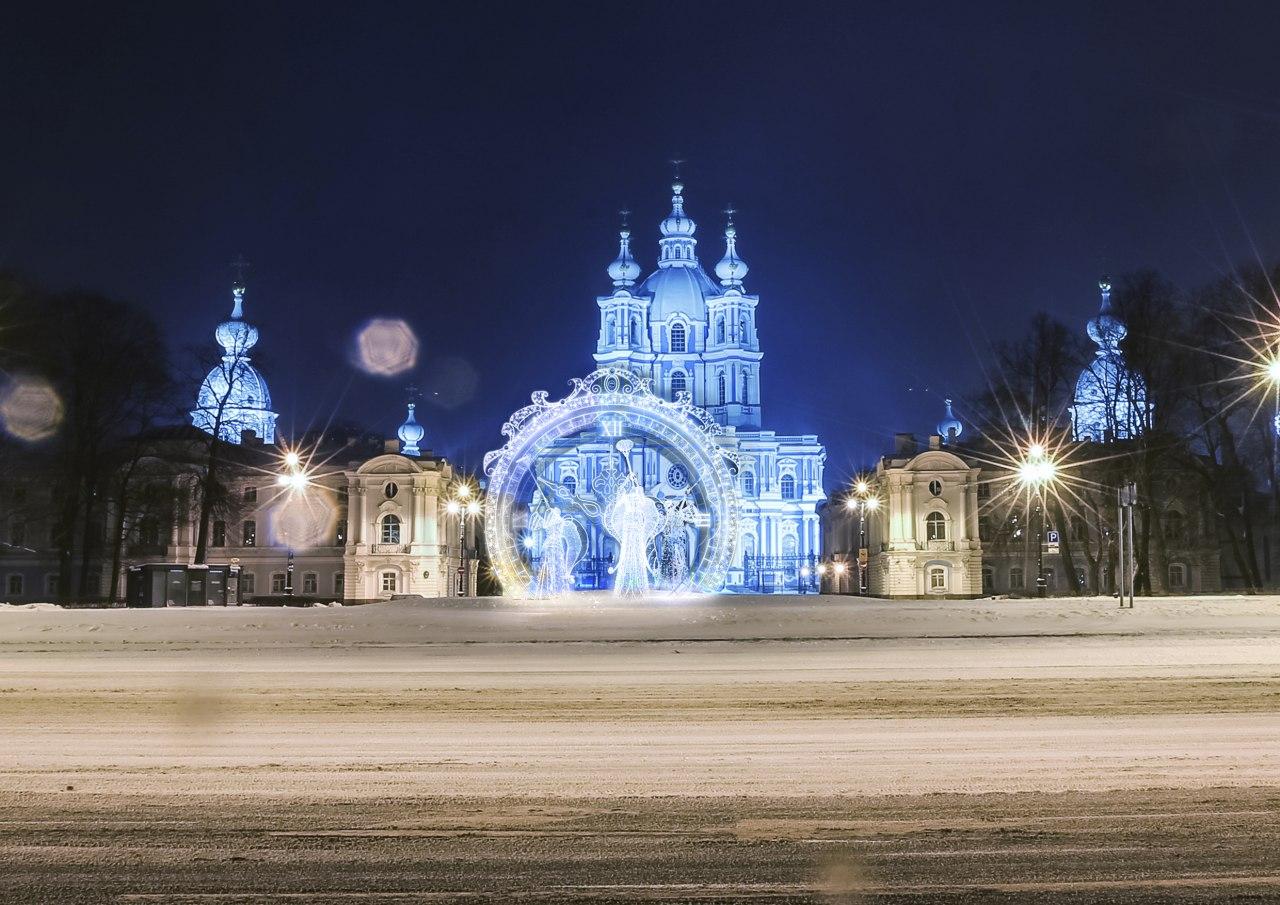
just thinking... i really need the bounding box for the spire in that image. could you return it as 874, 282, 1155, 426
936, 397, 963, 444
715, 205, 749, 289
607, 209, 641, 288
658, 163, 697, 268
397, 397, 425, 457
229, 254, 250, 320
1086, 276, 1127, 353
215, 258, 259, 358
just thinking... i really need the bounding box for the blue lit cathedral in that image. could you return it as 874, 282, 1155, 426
532, 179, 827, 592
1070, 278, 1150, 442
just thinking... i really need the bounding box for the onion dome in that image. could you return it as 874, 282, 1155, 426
937, 398, 963, 444
214, 284, 260, 356
715, 210, 749, 288
191, 274, 278, 445
398, 402, 425, 457
607, 227, 641, 288
1086, 277, 1126, 351
660, 181, 696, 238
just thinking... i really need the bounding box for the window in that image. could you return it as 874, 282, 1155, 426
241, 572, 255, 595
9, 521, 24, 546
44, 573, 58, 596
929, 567, 946, 591
242, 520, 256, 547
380, 514, 401, 544
384, 482, 398, 499
780, 474, 797, 500
1009, 567, 1024, 589
716, 318, 725, 344
138, 519, 160, 547
334, 573, 345, 596
629, 317, 638, 346
1163, 510, 1185, 543
670, 322, 686, 352
743, 472, 756, 496
670, 371, 687, 397
925, 511, 947, 541
741, 371, 749, 404
977, 481, 991, 500
1168, 562, 1187, 589
563, 475, 577, 496
243, 487, 257, 503
302, 572, 318, 594
212, 520, 226, 547
928, 479, 943, 497
336, 521, 347, 545
381, 571, 397, 593
271, 573, 286, 594
718, 372, 727, 405
982, 566, 994, 594
606, 315, 616, 345
739, 317, 748, 341
6, 574, 23, 596
978, 517, 991, 542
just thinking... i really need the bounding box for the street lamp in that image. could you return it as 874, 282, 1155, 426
445, 481, 481, 597
844, 479, 879, 595
276, 449, 311, 597
1017, 443, 1057, 598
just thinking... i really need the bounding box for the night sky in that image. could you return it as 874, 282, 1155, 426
5, 2, 1280, 485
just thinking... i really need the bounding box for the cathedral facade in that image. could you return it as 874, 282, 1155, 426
535, 181, 827, 592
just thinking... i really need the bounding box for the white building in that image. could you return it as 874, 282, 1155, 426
577, 180, 826, 591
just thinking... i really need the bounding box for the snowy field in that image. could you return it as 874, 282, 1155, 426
3, 594, 1280, 902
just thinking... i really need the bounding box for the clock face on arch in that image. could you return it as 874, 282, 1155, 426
667, 464, 688, 489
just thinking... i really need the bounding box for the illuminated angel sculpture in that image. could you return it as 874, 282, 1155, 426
654, 494, 701, 591
528, 502, 582, 598
602, 471, 661, 597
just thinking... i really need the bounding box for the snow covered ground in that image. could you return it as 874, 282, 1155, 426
3, 594, 1280, 901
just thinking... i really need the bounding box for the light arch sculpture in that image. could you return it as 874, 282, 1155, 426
483, 368, 742, 596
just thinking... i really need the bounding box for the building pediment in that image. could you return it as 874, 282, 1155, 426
356, 454, 423, 476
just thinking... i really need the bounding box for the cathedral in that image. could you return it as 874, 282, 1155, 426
534, 179, 827, 592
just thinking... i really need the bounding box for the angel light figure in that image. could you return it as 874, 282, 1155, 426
529, 505, 580, 598
655, 494, 700, 591
602, 471, 660, 597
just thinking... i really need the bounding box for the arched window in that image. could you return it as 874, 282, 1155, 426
562, 475, 577, 496
629, 317, 638, 346
925, 511, 947, 541
380, 514, 401, 544
716, 317, 725, 344
670, 322, 686, 353
739, 317, 748, 341
718, 372, 726, 405
670, 371, 687, 397
1163, 510, 1185, 542
743, 472, 756, 496
780, 474, 797, 500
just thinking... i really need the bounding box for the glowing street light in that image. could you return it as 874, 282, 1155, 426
1017, 441, 1057, 598
446, 480, 482, 597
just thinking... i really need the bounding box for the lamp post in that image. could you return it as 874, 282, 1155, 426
1018, 443, 1056, 599
843, 479, 879, 595
445, 481, 481, 597
275, 450, 310, 599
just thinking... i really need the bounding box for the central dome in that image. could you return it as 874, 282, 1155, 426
636, 263, 720, 321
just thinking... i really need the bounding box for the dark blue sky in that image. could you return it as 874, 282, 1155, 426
4, 2, 1280, 484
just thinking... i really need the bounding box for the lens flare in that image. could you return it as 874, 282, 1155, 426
0, 375, 63, 442
354, 318, 419, 377
273, 491, 336, 550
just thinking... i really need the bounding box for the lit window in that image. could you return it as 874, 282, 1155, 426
6, 574, 22, 596
929, 567, 946, 590
381, 571, 397, 593
381, 514, 401, 544
302, 572, 318, 594
780, 474, 797, 500
925, 512, 947, 541
271, 573, 286, 594
670, 371, 687, 398
1009, 567, 1024, 589
242, 520, 256, 547
212, 520, 226, 547
671, 322, 687, 353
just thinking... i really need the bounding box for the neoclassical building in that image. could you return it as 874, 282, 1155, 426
530, 180, 826, 592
